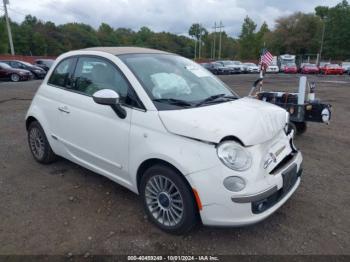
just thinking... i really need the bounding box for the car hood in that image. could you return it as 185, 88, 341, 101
32, 66, 44, 71
158, 97, 287, 146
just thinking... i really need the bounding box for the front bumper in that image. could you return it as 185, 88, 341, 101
187, 134, 303, 227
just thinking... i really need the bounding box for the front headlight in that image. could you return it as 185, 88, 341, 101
217, 141, 252, 171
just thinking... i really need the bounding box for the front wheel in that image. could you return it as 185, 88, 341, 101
140, 164, 198, 234
27, 121, 57, 164
10, 73, 20, 82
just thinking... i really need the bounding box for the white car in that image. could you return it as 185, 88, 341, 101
26, 47, 302, 234
244, 63, 260, 73
266, 64, 279, 73
341, 62, 350, 74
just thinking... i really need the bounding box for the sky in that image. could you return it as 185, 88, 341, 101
2, 0, 341, 37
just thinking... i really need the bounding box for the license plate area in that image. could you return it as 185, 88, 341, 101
282, 164, 298, 194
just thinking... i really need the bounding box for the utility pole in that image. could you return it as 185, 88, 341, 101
3, 0, 15, 55
318, 18, 326, 66
194, 38, 197, 60
212, 22, 217, 60
198, 24, 202, 59
218, 21, 224, 59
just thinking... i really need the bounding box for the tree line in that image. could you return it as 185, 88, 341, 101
0, 0, 349, 60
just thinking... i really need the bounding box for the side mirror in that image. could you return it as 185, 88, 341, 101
92, 89, 126, 119
92, 89, 120, 105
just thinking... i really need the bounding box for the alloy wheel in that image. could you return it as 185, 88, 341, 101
145, 175, 184, 227
29, 127, 45, 160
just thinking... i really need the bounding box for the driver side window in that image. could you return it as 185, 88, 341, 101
72, 57, 130, 100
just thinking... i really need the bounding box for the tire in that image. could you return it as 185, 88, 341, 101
295, 122, 307, 135
10, 73, 20, 82
27, 121, 57, 164
140, 164, 198, 234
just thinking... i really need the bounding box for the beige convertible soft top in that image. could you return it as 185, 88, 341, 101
83, 46, 171, 55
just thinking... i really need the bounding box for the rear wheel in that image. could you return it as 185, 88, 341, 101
140, 164, 198, 234
27, 121, 57, 164
10, 73, 20, 82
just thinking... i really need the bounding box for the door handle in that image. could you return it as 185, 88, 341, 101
58, 106, 70, 114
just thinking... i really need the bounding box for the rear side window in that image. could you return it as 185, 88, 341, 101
48, 58, 76, 88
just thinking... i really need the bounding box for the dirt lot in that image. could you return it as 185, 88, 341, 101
0, 74, 349, 256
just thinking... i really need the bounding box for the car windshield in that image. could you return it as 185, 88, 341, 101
42, 60, 54, 66
21, 61, 33, 67
119, 54, 238, 110
220, 61, 232, 66
0, 62, 12, 69
287, 63, 296, 66
244, 63, 256, 66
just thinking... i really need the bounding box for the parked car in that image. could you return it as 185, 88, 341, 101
200, 62, 231, 75
26, 47, 302, 234
237, 61, 248, 73
341, 62, 350, 74
216, 60, 241, 74
321, 64, 343, 75
283, 63, 298, 74
319, 62, 330, 72
266, 64, 279, 73
0, 62, 33, 82
0, 60, 46, 79
243, 63, 260, 73
301, 64, 319, 74
34, 59, 55, 72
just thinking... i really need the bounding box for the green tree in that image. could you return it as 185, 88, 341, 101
238, 16, 257, 59
97, 23, 119, 46
266, 12, 322, 56
316, 0, 350, 59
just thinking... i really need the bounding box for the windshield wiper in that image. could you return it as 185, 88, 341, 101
195, 94, 237, 107
153, 98, 193, 107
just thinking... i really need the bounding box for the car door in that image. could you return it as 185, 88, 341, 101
40, 57, 77, 156
56, 56, 136, 187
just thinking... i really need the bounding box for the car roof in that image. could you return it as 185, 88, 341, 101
82, 46, 171, 55
0, 60, 26, 63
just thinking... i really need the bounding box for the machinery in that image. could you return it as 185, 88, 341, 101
249, 76, 332, 135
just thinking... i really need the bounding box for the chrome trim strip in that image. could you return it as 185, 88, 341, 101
231, 186, 278, 203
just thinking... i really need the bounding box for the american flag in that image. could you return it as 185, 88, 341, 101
260, 48, 273, 67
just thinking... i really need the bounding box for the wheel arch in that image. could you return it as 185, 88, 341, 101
26, 116, 38, 130
136, 158, 201, 212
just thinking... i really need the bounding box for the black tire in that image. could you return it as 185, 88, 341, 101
295, 122, 307, 135
140, 164, 198, 235
27, 121, 57, 164
10, 73, 20, 82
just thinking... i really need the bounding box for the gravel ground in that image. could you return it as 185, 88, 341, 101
0, 74, 349, 256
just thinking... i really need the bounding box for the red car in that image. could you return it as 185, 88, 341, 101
0, 62, 33, 82
283, 64, 298, 74
319, 62, 330, 72
321, 64, 343, 75
301, 64, 320, 74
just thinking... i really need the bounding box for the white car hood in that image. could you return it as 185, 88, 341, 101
158, 97, 287, 146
